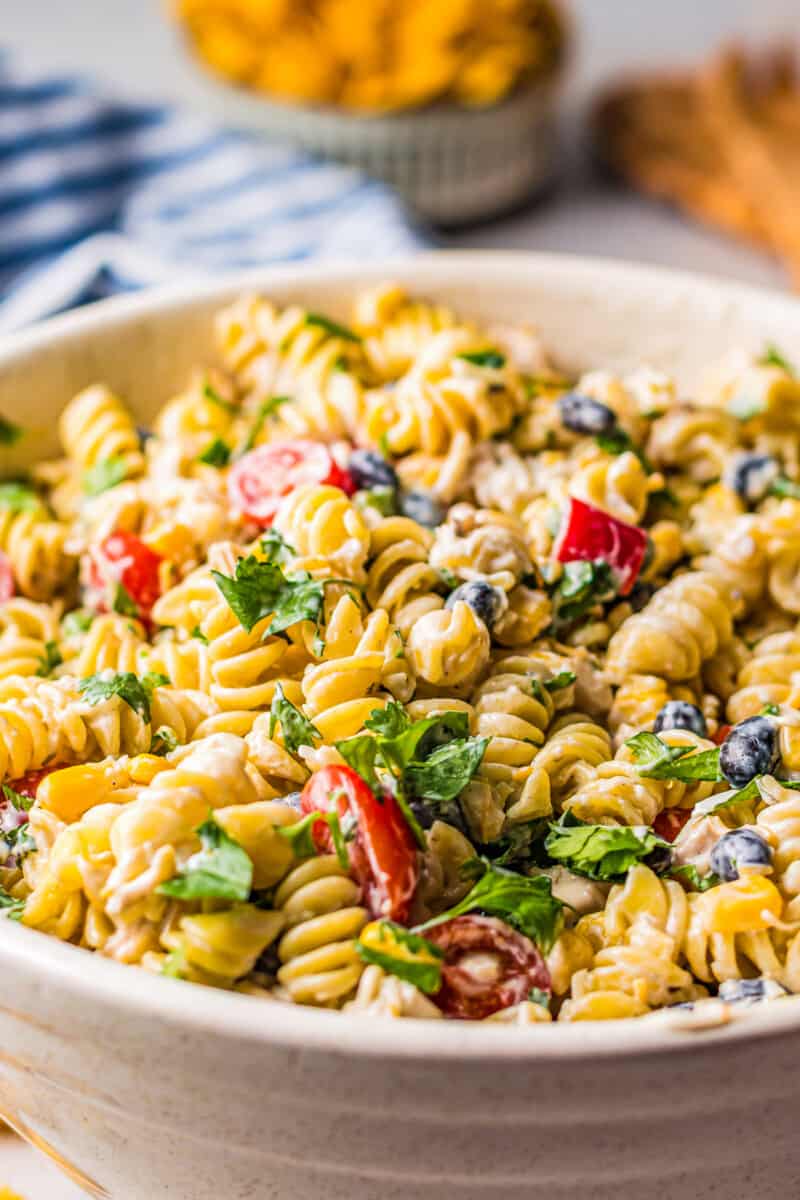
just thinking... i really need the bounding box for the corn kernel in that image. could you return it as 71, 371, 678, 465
128, 754, 170, 785
143, 522, 194, 562
705, 876, 783, 933
38, 764, 112, 823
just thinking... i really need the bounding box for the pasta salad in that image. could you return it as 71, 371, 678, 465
2, 284, 800, 1025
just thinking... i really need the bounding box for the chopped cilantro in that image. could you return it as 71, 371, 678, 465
212, 554, 345, 639
82, 455, 128, 497
62, 609, 93, 637
305, 312, 361, 343
0, 415, 23, 445
356, 921, 444, 994
625, 732, 722, 782
111, 581, 139, 618
150, 725, 179, 755
269, 683, 321, 754
276, 809, 349, 870
158, 816, 253, 901
36, 640, 63, 677
770, 477, 800, 500
669, 864, 720, 892
458, 349, 506, 369
197, 437, 231, 467
0, 481, 39, 512
202, 380, 237, 413
78, 670, 169, 724
237, 395, 291, 455
415, 860, 563, 954
545, 812, 668, 881
759, 343, 795, 375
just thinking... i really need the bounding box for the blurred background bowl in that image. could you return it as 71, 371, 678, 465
184, 73, 562, 225
169, 0, 568, 224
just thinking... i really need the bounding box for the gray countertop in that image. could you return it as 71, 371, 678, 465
1, 2, 798, 1196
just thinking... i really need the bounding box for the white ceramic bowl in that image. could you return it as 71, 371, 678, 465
3, 253, 800, 1200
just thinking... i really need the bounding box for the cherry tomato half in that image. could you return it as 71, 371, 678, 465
88, 531, 162, 620
653, 807, 693, 843
714, 724, 732, 746
554, 496, 648, 595
228, 440, 355, 527
426, 915, 551, 1020
300, 764, 418, 924
0, 550, 14, 602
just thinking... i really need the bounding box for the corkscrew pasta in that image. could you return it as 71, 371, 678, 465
5, 286, 800, 1027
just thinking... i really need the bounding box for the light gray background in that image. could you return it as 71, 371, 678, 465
2, 1, 800, 1196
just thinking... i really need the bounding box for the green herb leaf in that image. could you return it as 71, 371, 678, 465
0, 415, 23, 445
596, 429, 652, 471
356, 921, 444, 994
0, 481, 39, 512
770, 477, 800, 500
761, 703, 781, 716
528, 987, 550, 1009
161, 947, 187, 979
480, 818, 547, 868
111, 581, 139, 618
276, 810, 349, 870
212, 556, 327, 636
36, 640, 63, 677
269, 683, 321, 754
625, 732, 722, 782
305, 312, 361, 343
415, 861, 563, 954
157, 815, 253, 901
237, 395, 291, 454
79, 670, 165, 724
545, 812, 668, 881
150, 725, 179, 755
82, 455, 128, 497
354, 487, 397, 517
197, 437, 231, 467
458, 349, 506, 369
190, 625, 209, 643
552, 559, 617, 625
404, 736, 489, 805
543, 669, 576, 692
336, 735, 380, 791
669, 864, 721, 892
3, 784, 32, 813
0, 883, 25, 920
694, 776, 762, 816
62, 609, 93, 637
260, 528, 295, 565
759, 343, 795, 375
203, 380, 237, 413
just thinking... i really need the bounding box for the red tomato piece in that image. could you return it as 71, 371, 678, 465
714, 724, 732, 746
228, 440, 354, 527
88, 531, 162, 620
426, 915, 551, 1020
653, 807, 693, 843
300, 764, 418, 923
554, 496, 648, 595
5, 765, 62, 803
0, 550, 14, 602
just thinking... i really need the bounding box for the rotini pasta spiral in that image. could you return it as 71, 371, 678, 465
274, 855, 368, 1006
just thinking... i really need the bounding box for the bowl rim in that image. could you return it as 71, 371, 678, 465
4, 249, 800, 1061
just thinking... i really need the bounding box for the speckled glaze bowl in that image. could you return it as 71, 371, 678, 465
3, 254, 800, 1200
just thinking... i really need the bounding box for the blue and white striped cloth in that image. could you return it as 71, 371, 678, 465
0, 53, 428, 333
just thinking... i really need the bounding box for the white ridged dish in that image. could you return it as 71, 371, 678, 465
2, 253, 800, 1200
192, 71, 561, 225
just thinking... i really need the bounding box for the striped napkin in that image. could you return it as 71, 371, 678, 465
0, 53, 428, 333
